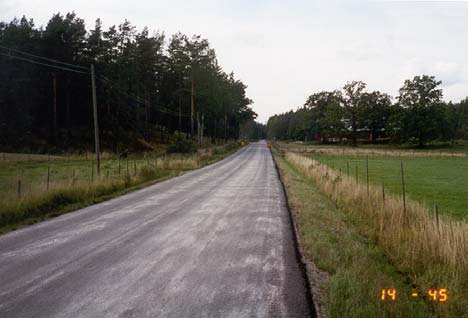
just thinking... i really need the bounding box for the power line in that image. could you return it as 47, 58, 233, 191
0, 45, 88, 70
0, 52, 89, 74
0, 47, 192, 117
97, 75, 192, 117
0, 46, 192, 117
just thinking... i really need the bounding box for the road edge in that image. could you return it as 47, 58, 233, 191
269, 146, 318, 318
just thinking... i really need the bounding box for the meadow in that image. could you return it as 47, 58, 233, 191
0, 142, 242, 233
312, 155, 468, 219
280, 142, 468, 218
0, 152, 187, 198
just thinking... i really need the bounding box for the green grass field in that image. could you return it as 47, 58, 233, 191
297, 139, 468, 153
0, 141, 243, 233
310, 154, 468, 219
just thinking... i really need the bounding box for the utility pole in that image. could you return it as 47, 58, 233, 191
91, 64, 100, 175
66, 77, 71, 136
144, 92, 149, 140
191, 79, 195, 138
178, 94, 183, 132
197, 111, 201, 145
52, 72, 57, 140
201, 113, 204, 144
224, 114, 228, 142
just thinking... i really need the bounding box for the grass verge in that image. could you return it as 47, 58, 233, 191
0, 141, 243, 235
271, 145, 468, 317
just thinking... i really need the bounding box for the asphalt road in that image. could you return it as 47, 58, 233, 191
0, 141, 313, 318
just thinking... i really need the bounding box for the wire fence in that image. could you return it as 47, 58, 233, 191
286, 145, 468, 158
306, 152, 468, 220
0, 145, 224, 203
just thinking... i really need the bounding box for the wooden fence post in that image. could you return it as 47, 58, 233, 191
401, 160, 406, 214
17, 179, 22, 199
382, 178, 385, 204
434, 204, 439, 230
126, 157, 129, 176
355, 165, 358, 184
47, 165, 50, 191
366, 156, 369, 195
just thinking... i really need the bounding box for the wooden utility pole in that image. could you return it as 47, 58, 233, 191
66, 77, 71, 136
91, 64, 100, 175
145, 97, 149, 140
197, 111, 201, 145
201, 113, 204, 144
224, 114, 228, 142
178, 94, 183, 132
52, 73, 57, 140
191, 79, 195, 138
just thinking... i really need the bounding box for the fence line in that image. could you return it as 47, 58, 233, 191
285, 145, 468, 158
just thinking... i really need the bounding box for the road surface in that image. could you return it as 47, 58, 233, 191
0, 141, 313, 318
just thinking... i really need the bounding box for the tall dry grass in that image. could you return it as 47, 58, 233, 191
284, 151, 468, 314
0, 141, 243, 231
0, 151, 121, 162
1, 153, 201, 204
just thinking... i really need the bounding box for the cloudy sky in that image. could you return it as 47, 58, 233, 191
1, 0, 468, 122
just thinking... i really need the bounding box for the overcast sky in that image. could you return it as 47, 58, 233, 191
2, 0, 468, 122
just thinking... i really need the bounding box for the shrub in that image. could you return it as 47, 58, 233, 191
166, 135, 197, 154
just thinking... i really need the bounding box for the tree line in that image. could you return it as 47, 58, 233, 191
0, 13, 257, 153
267, 75, 468, 146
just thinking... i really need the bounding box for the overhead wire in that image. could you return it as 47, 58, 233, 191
0, 52, 90, 74
97, 75, 192, 117
0, 45, 88, 70
0, 46, 193, 118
